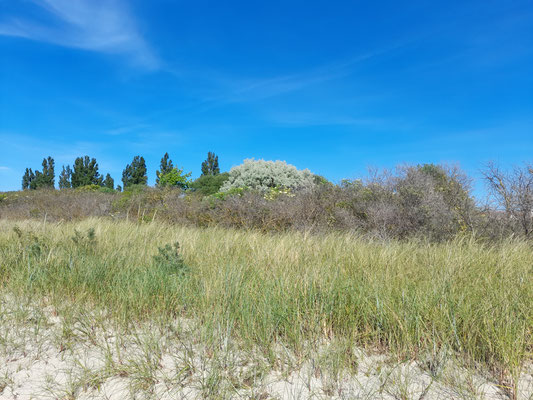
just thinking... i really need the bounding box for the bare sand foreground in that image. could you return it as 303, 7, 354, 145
1, 296, 532, 400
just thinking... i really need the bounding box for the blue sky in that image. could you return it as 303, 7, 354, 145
1, 0, 532, 196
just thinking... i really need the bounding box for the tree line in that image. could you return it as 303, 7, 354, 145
14, 154, 533, 239
22, 151, 222, 193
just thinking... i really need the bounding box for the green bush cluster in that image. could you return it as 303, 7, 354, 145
190, 172, 230, 196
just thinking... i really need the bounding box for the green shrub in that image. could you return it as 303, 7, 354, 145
212, 186, 246, 199
157, 167, 192, 189
313, 174, 332, 186
190, 172, 230, 196
74, 184, 115, 194
264, 186, 294, 200
152, 242, 189, 276
71, 228, 97, 248
123, 184, 149, 194
98, 186, 116, 194
74, 184, 101, 192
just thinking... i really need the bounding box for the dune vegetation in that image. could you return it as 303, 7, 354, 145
1, 218, 531, 398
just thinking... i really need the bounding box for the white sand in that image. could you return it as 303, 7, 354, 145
1, 297, 531, 399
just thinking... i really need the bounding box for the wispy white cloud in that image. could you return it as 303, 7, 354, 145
201, 61, 355, 105
0, 0, 158, 69
191, 42, 407, 108
104, 123, 152, 136
0, 166, 11, 171
265, 111, 387, 128
0, 132, 99, 166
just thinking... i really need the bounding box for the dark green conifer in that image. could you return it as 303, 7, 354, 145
22, 168, 35, 190
122, 156, 147, 188
59, 165, 72, 189
22, 157, 54, 189
156, 152, 174, 186
103, 173, 114, 189
201, 152, 220, 176
71, 156, 101, 187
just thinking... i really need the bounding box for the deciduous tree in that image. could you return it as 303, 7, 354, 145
483, 162, 533, 236
158, 167, 192, 189
221, 159, 314, 192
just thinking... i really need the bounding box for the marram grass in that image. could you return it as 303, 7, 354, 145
0, 218, 531, 377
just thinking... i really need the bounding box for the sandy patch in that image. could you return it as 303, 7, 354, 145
0, 296, 531, 399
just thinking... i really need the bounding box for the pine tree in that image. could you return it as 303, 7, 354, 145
59, 165, 72, 189
22, 168, 35, 190
71, 156, 101, 188
39, 156, 55, 188
122, 156, 147, 188
103, 173, 114, 189
201, 152, 220, 176
31, 171, 42, 189
156, 152, 174, 186
121, 167, 131, 188
22, 157, 55, 190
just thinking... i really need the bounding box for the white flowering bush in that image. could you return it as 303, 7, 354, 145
220, 159, 315, 192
